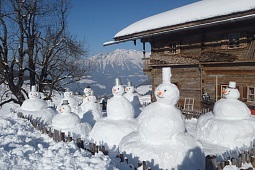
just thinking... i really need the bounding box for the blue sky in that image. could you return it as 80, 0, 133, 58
67, 0, 199, 57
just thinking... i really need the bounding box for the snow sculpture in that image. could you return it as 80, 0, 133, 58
89, 78, 137, 152
61, 88, 80, 115
197, 81, 255, 149
18, 85, 56, 124
123, 80, 141, 118
213, 81, 251, 119
52, 100, 91, 138
79, 90, 102, 127
83, 85, 91, 98
119, 67, 205, 170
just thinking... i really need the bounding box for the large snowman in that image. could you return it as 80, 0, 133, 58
197, 81, 255, 149
119, 67, 205, 170
61, 88, 80, 115
18, 85, 56, 125
52, 100, 92, 138
79, 90, 102, 127
89, 78, 137, 152
123, 80, 141, 118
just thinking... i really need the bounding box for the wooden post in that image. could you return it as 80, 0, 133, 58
60, 132, 65, 142
231, 157, 237, 165
250, 156, 255, 167
237, 154, 242, 168
125, 157, 128, 164
142, 161, 146, 170
67, 136, 72, 142
119, 153, 124, 162
205, 155, 217, 170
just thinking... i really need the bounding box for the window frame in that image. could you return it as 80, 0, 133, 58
247, 86, 255, 102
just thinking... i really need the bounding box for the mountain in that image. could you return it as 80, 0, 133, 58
67, 49, 150, 97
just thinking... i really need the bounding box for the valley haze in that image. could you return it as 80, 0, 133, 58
66, 49, 150, 97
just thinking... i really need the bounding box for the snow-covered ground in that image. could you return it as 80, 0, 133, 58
0, 83, 255, 170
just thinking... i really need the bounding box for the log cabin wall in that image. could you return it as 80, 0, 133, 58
145, 17, 255, 111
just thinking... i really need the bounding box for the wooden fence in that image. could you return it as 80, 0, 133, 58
16, 111, 254, 170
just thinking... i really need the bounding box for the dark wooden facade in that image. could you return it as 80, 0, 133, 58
141, 12, 255, 110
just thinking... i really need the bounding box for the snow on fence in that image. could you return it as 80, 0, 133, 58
16, 112, 108, 155
16, 111, 254, 170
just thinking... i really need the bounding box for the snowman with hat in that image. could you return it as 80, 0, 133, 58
123, 80, 142, 118
197, 81, 255, 149
52, 100, 91, 138
61, 88, 80, 115
89, 77, 137, 152
213, 81, 251, 119
17, 85, 56, 124
119, 67, 205, 170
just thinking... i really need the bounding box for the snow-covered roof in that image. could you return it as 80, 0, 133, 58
114, 0, 255, 39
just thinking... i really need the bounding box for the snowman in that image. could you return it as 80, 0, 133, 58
79, 90, 102, 127
89, 78, 137, 152
119, 67, 205, 170
80, 86, 92, 111
52, 100, 92, 138
61, 88, 80, 115
107, 78, 134, 120
18, 85, 56, 124
197, 81, 255, 149
123, 80, 141, 118
213, 81, 251, 119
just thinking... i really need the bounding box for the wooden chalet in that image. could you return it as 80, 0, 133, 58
104, 0, 255, 111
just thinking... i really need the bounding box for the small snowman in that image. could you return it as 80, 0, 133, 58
52, 100, 91, 138
89, 78, 137, 152
18, 85, 56, 124
79, 90, 102, 127
197, 81, 255, 149
21, 85, 48, 111
123, 80, 141, 118
107, 78, 134, 120
61, 88, 79, 115
213, 81, 251, 119
83, 85, 91, 100
119, 67, 204, 170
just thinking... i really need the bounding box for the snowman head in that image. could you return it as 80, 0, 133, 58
222, 81, 240, 100
112, 85, 124, 96
59, 100, 71, 114
155, 67, 180, 105
84, 86, 91, 97
155, 83, 180, 105
29, 85, 41, 99
125, 86, 135, 94
64, 91, 73, 98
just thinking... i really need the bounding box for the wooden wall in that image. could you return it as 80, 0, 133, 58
146, 18, 255, 111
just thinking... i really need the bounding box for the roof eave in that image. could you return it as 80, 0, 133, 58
104, 11, 255, 46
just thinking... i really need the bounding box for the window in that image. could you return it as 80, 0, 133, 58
184, 98, 194, 111
228, 33, 240, 48
169, 42, 177, 54
247, 86, 255, 102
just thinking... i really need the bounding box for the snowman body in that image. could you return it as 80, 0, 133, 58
123, 86, 141, 118
107, 85, 134, 120
197, 82, 255, 149
119, 68, 204, 170
61, 91, 80, 114
79, 95, 102, 127
89, 80, 137, 152
52, 103, 91, 138
213, 87, 250, 119
19, 88, 56, 124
